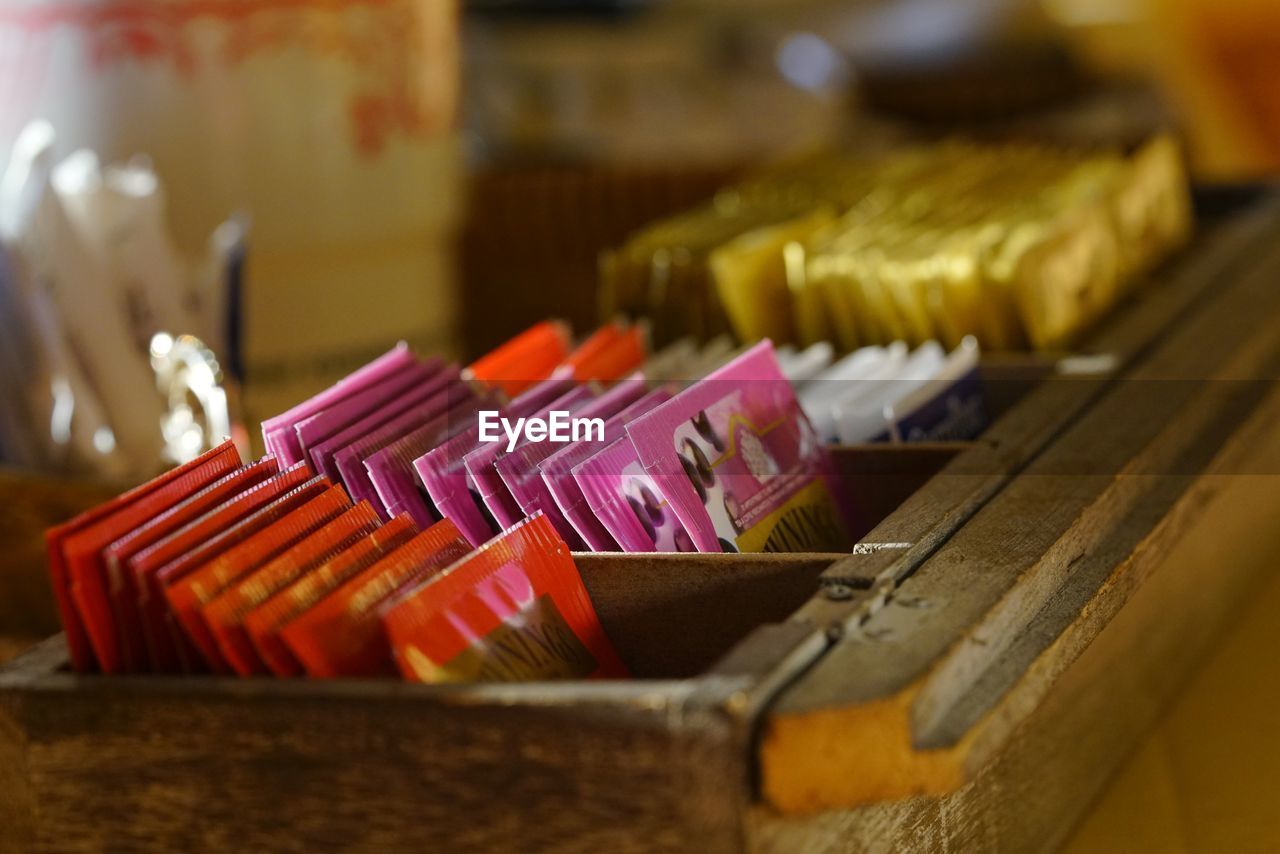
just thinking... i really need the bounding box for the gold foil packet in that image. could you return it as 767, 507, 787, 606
608, 135, 1192, 353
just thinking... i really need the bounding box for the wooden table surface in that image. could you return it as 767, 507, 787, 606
1064, 562, 1280, 853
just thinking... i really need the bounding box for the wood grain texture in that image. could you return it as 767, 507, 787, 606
748, 391, 1280, 851
577, 553, 840, 679
460, 163, 738, 358
0, 548, 837, 853
761, 197, 1280, 812
0, 639, 757, 854
0, 470, 114, 637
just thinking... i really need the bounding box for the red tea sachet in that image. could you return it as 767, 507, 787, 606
381, 513, 628, 683
104, 456, 278, 672
280, 518, 471, 678
244, 514, 419, 677
465, 320, 570, 397
48, 441, 242, 672
202, 501, 382, 676
558, 320, 647, 383
129, 461, 315, 672
164, 483, 350, 672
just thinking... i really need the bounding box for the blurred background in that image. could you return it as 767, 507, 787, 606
2, 0, 1279, 482
0, 0, 1273, 619
2, 2, 1280, 849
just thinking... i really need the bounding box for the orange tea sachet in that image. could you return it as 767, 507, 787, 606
244, 514, 419, 677
381, 513, 628, 684
201, 501, 382, 676
280, 518, 471, 678
557, 319, 647, 383
47, 441, 242, 673
465, 319, 570, 398
104, 456, 279, 672
163, 483, 350, 672
129, 461, 315, 672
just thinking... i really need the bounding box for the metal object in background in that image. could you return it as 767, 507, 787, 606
150, 332, 235, 468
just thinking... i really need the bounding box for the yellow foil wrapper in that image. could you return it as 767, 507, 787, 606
1012, 201, 1122, 350
709, 207, 836, 345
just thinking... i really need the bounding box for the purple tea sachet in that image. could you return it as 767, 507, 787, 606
311, 367, 468, 483
495, 376, 647, 549
415, 421, 503, 547
462, 384, 598, 532
336, 392, 485, 511
408, 376, 570, 546
573, 437, 692, 552
540, 387, 673, 551
362, 397, 490, 528
505, 374, 575, 418
294, 358, 442, 467
261, 344, 416, 465
623, 340, 852, 553
304, 362, 458, 481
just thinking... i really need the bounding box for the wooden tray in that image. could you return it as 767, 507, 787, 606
3, 187, 1279, 852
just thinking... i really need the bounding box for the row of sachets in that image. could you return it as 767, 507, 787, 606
266, 331, 860, 557
46, 438, 627, 680
602, 135, 1192, 352
47, 325, 873, 677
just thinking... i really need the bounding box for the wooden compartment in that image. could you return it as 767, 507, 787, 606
3, 187, 1280, 852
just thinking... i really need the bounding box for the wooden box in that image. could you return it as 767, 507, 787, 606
3, 187, 1280, 852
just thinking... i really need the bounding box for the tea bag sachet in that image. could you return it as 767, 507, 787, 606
496, 377, 647, 547
45, 440, 242, 672
244, 514, 419, 677
625, 341, 852, 553
280, 519, 472, 677
262, 344, 417, 465
382, 514, 628, 683
104, 455, 278, 672
164, 483, 350, 672
201, 501, 382, 676
130, 462, 315, 672
540, 388, 674, 551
